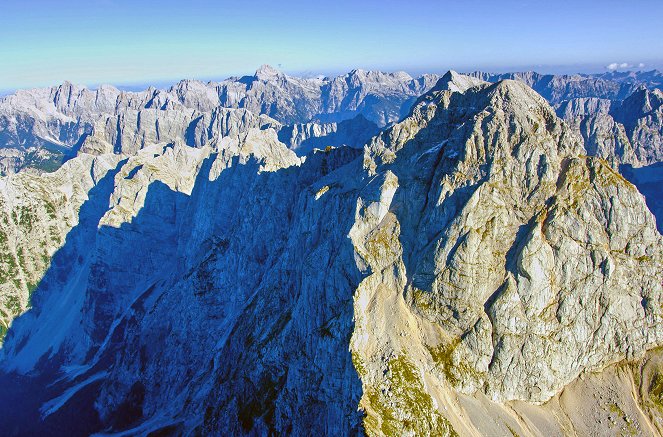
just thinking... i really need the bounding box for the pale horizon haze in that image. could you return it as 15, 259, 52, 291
1, 0, 662, 92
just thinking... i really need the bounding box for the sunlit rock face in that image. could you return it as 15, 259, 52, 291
351, 73, 661, 408
0, 72, 661, 436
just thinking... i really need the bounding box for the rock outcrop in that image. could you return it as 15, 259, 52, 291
351, 74, 662, 414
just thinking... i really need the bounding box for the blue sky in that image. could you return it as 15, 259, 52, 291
1, 0, 662, 90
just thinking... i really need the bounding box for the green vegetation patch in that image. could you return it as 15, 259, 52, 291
17, 205, 37, 232
607, 402, 637, 435
3, 294, 21, 315
411, 287, 434, 312
0, 247, 19, 286
43, 200, 57, 220
427, 338, 483, 386
649, 372, 663, 412
21, 146, 66, 174
362, 355, 457, 436
352, 350, 367, 378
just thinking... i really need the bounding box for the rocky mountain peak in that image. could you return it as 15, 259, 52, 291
354, 73, 661, 418
621, 85, 663, 115
485, 78, 556, 111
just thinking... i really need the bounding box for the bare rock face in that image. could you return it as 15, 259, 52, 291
79, 107, 281, 155
556, 97, 634, 167
181, 66, 438, 126
0, 72, 660, 436
557, 87, 663, 168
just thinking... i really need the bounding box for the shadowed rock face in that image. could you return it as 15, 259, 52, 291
0, 137, 366, 435
620, 162, 663, 233
0, 72, 661, 436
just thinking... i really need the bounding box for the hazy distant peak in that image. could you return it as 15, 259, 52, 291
617, 84, 663, 121
347, 69, 412, 80
255, 64, 283, 81
96, 83, 119, 92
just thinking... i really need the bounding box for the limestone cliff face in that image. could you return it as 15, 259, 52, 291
557, 87, 663, 168
0, 72, 661, 436
79, 107, 281, 155
556, 97, 633, 167
352, 74, 662, 410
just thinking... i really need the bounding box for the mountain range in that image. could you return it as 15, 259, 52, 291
0, 66, 661, 436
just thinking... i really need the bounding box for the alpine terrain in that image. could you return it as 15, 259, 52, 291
0, 66, 662, 436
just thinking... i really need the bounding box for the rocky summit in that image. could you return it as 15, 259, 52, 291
0, 68, 662, 436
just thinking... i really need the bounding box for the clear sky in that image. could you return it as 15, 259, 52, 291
1, 0, 662, 91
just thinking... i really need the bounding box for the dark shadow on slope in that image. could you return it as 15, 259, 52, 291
0, 146, 367, 435
188, 147, 366, 434
60, 129, 93, 166
0, 175, 189, 435
0, 158, 127, 436
620, 162, 663, 232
